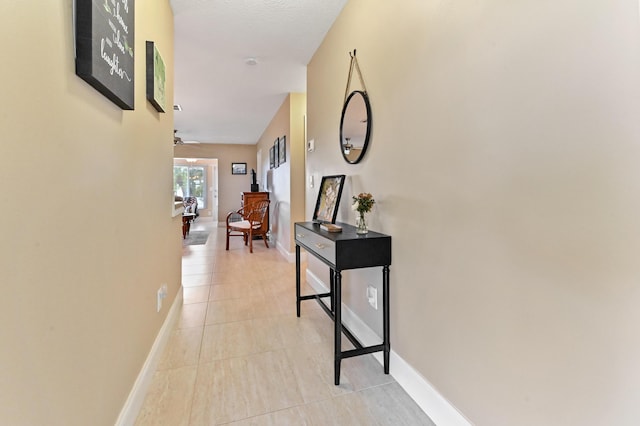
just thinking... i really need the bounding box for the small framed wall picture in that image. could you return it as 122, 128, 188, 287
146, 41, 166, 112
278, 135, 286, 165
232, 162, 247, 175
273, 138, 280, 168
269, 146, 275, 169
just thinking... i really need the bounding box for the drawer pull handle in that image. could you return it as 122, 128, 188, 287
296, 233, 305, 238
315, 243, 326, 249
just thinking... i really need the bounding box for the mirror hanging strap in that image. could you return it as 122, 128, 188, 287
344, 49, 368, 104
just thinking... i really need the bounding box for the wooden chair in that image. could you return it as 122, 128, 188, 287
225, 199, 270, 253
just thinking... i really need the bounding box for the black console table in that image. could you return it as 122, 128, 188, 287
294, 221, 392, 385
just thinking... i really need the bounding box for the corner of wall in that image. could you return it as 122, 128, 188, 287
115, 288, 184, 425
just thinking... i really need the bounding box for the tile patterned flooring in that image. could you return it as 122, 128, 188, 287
135, 220, 434, 425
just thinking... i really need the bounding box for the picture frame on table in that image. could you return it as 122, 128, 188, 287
312, 175, 346, 224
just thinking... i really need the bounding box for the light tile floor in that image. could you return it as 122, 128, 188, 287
135, 220, 434, 425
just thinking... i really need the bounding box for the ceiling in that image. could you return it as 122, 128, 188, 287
170, 0, 348, 145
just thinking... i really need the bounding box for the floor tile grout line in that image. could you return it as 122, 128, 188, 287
131, 220, 431, 425
186, 244, 214, 411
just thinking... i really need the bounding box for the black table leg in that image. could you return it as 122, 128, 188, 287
296, 245, 301, 317
334, 269, 342, 385
383, 265, 390, 374
329, 269, 335, 313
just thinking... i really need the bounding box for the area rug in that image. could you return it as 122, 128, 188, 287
184, 231, 209, 245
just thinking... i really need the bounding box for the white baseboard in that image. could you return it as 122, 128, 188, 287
115, 287, 184, 426
276, 240, 294, 262
385, 348, 473, 426
305, 270, 472, 426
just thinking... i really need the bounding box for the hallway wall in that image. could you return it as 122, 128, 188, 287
256, 93, 307, 255
0, 2, 179, 425
306, 0, 640, 424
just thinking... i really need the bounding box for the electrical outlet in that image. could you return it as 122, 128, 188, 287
157, 284, 168, 312
157, 288, 163, 312
367, 285, 378, 310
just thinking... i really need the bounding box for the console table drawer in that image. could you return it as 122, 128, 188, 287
295, 225, 336, 265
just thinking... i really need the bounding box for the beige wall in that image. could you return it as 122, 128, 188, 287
0, 1, 178, 425
256, 94, 306, 253
307, 0, 640, 425
289, 94, 307, 253
174, 144, 257, 222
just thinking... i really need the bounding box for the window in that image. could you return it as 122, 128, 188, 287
174, 166, 206, 208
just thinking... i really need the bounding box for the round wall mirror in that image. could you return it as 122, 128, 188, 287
340, 90, 372, 164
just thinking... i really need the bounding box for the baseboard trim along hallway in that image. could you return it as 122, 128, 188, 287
115, 287, 184, 426
306, 269, 472, 426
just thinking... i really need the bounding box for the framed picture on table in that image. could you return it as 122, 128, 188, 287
312, 175, 346, 224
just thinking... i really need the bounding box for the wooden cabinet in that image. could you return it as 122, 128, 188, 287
241, 192, 269, 234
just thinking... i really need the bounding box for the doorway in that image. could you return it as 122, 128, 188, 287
173, 158, 219, 224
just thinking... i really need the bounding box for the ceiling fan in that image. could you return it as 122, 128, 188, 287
174, 130, 200, 145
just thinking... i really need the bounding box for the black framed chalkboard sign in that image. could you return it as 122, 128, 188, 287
75, 0, 135, 110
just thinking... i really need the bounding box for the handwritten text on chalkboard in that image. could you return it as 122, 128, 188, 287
76, 0, 135, 110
